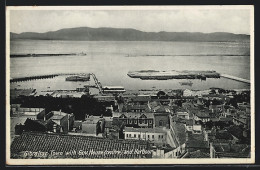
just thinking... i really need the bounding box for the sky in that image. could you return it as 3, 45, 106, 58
9, 8, 251, 34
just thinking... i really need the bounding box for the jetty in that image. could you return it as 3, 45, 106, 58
220, 74, 250, 84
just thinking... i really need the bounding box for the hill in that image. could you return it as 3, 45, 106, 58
10, 27, 250, 42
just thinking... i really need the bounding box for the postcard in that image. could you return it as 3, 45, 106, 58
6, 5, 255, 165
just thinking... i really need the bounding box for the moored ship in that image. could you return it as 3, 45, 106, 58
65, 74, 90, 82
102, 86, 126, 94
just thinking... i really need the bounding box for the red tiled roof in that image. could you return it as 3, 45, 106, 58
195, 111, 211, 118
186, 132, 209, 149
173, 123, 186, 145
185, 119, 194, 126
188, 150, 210, 158
11, 132, 152, 159
153, 106, 167, 113
123, 104, 151, 112
130, 96, 151, 102
186, 140, 209, 149
214, 143, 250, 158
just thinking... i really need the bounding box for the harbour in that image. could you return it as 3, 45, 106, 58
10, 41, 250, 91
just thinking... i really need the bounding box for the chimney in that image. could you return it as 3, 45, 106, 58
210, 142, 215, 158
68, 114, 70, 132
204, 130, 208, 142
43, 110, 46, 121
185, 132, 189, 142
53, 124, 57, 133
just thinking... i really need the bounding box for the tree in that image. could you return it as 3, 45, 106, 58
157, 91, 166, 98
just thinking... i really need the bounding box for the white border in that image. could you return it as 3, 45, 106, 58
6, 5, 255, 165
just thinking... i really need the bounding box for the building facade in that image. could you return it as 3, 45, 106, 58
124, 127, 167, 144
113, 112, 154, 128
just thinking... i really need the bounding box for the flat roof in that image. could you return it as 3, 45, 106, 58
124, 127, 167, 133
51, 115, 66, 120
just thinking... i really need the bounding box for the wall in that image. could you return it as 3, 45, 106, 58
154, 114, 170, 128
164, 143, 186, 158
82, 123, 97, 135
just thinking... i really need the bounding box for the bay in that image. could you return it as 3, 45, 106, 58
10, 40, 250, 92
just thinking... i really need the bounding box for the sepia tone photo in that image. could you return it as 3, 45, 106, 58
6, 6, 255, 165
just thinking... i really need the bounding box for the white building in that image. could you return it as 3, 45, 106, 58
124, 127, 167, 144
176, 110, 189, 119
183, 89, 210, 97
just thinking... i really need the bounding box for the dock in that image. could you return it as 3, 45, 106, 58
127, 70, 220, 80
220, 74, 250, 84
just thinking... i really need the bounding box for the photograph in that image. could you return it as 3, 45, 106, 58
5, 5, 255, 165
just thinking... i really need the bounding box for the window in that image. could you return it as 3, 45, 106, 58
152, 135, 154, 139
158, 135, 160, 139
161, 135, 164, 139
134, 134, 136, 138
159, 120, 163, 127
140, 114, 147, 119
129, 134, 131, 137
138, 134, 140, 138
126, 134, 129, 137
148, 135, 150, 139
120, 114, 126, 118
144, 120, 147, 124
139, 119, 142, 124
134, 120, 137, 124
129, 120, 132, 124
149, 120, 152, 124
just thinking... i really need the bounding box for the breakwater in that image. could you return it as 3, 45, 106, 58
220, 74, 250, 84
10, 52, 87, 58
10, 73, 88, 83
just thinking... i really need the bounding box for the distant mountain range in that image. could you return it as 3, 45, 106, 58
10, 27, 250, 42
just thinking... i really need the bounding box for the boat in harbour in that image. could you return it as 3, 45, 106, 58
65, 74, 90, 82
179, 80, 193, 86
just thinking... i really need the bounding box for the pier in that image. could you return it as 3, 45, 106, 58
220, 74, 250, 84
90, 73, 103, 94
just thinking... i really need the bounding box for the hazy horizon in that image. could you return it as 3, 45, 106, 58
9, 7, 251, 35
10, 26, 251, 35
